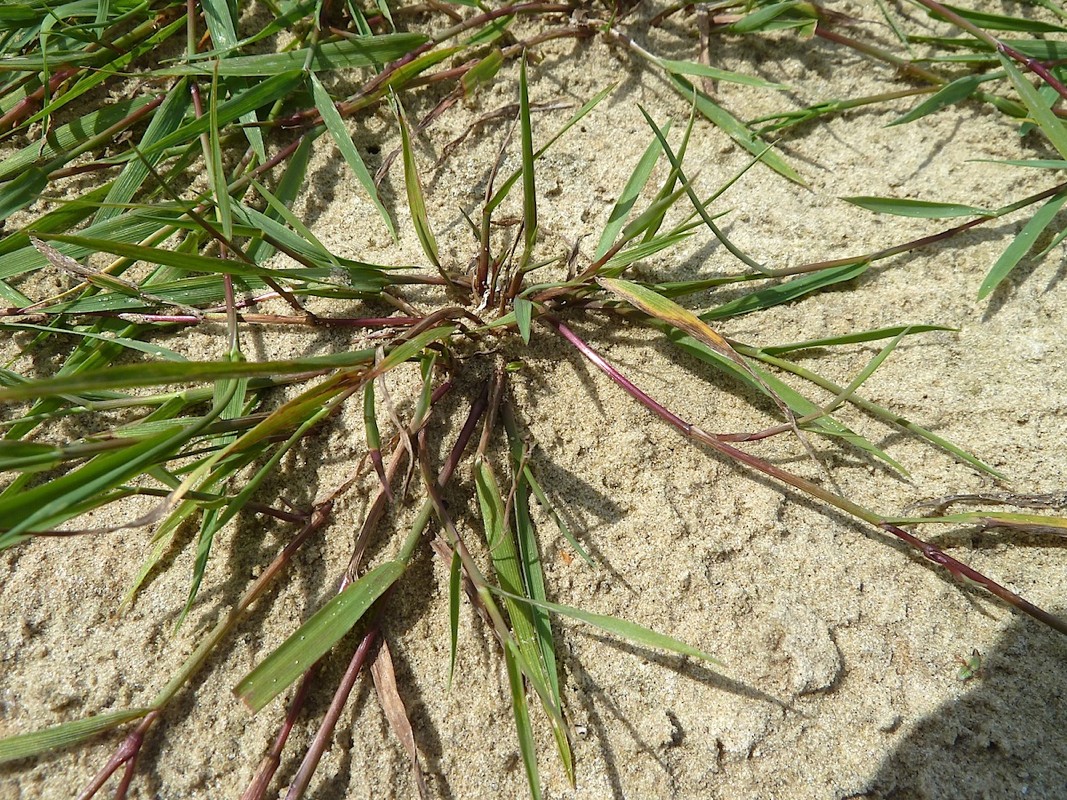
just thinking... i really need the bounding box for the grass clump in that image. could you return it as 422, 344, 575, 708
1, 1, 1066, 797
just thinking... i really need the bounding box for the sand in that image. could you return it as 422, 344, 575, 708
2, 4, 1067, 799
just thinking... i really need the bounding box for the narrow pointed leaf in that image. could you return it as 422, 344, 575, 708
504, 640, 542, 800
701, 263, 869, 320
978, 191, 1067, 299
665, 74, 803, 184
596, 125, 668, 259
157, 35, 429, 76
890, 73, 989, 126
491, 589, 721, 665
311, 71, 395, 240
999, 53, 1067, 159
0, 350, 375, 403
843, 197, 995, 218
519, 54, 537, 261
235, 561, 405, 712
514, 297, 533, 344
0, 708, 151, 765
394, 95, 439, 266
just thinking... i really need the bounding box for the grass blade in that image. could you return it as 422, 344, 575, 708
595, 124, 668, 259
0, 708, 150, 765
978, 190, 1067, 299
490, 588, 721, 665
504, 640, 542, 800
665, 74, 804, 185
701, 263, 868, 320
394, 93, 439, 267
519, 54, 537, 266
999, 52, 1067, 159
310, 71, 396, 240
514, 297, 533, 344
234, 561, 405, 712
842, 197, 995, 218
157, 35, 429, 76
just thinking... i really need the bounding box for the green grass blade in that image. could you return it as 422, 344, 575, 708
157, 35, 428, 76
0, 322, 188, 361
139, 73, 302, 158
0, 708, 151, 765
842, 196, 995, 218
637, 107, 765, 271
978, 190, 1067, 299
95, 80, 189, 225
701, 263, 869, 320
932, 3, 1066, 32
889, 73, 990, 126
246, 135, 314, 264
207, 69, 233, 241
519, 54, 537, 266
0, 424, 184, 544
595, 125, 668, 259
475, 460, 572, 781
665, 74, 804, 185
504, 639, 542, 800
658, 58, 786, 90
514, 297, 533, 344
0, 350, 375, 403
523, 467, 592, 566
310, 71, 396, 240
448, 548, 461, 688
234, 560, 405, 712
394, 94, 439, 267
759, 324, 953, 355
486, 85, 613, 216
662, 328, 908, 473
490, 588, 721, 665
999, 53, 1067, 159
200, 0, 265, 159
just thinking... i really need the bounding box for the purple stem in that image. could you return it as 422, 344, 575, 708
546, 317, 1067, 635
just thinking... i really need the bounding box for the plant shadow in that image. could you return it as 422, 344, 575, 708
858, 608, 1067, 799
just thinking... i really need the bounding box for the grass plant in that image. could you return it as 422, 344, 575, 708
1, 1, 1066, 797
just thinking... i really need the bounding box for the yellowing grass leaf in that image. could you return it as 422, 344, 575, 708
599, 277, 754, 378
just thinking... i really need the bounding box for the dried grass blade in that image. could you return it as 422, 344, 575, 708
370, 639, 429, 799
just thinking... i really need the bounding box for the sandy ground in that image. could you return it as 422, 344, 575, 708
3, 3, 1067, 799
